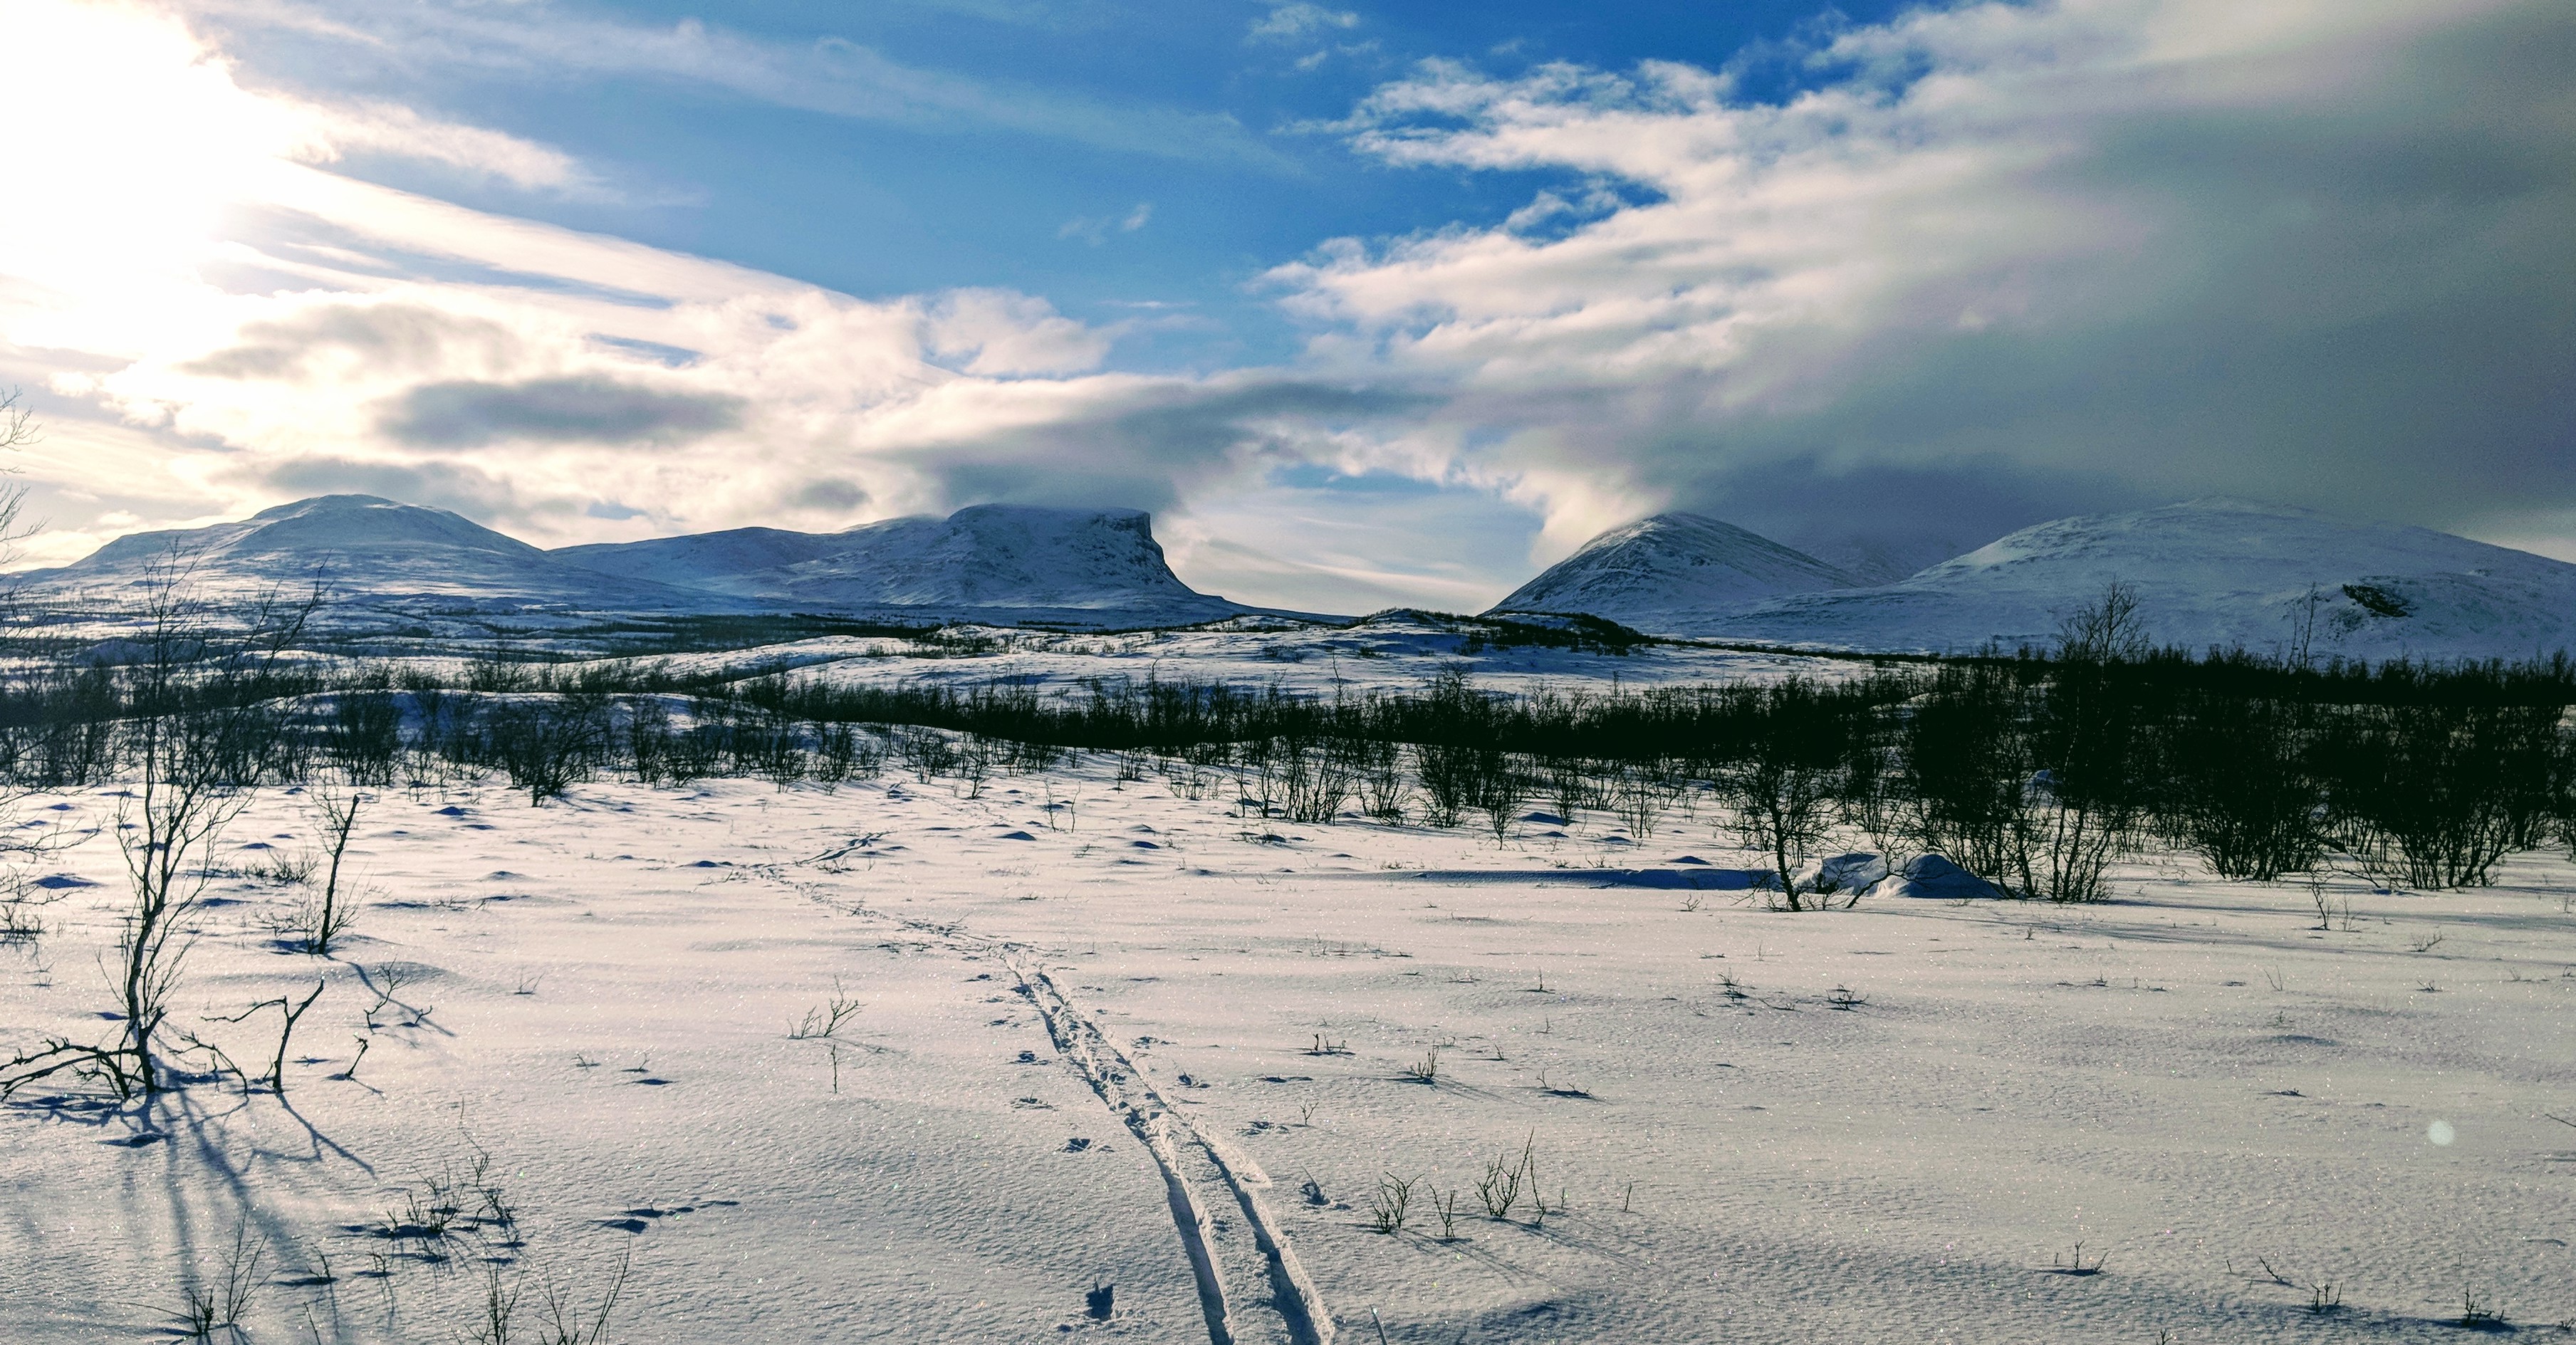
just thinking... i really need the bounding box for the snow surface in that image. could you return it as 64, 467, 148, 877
4, 763, 2572, 1341
1677, 498, 2576, 661
564, 612, 1867, 701
9, 497, 1262, 630
1487, 513, 1862, 630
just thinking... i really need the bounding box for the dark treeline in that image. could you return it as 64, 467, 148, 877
0, 635, 2569, 904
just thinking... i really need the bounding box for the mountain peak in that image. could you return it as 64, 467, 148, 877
246, 493, 406, 520
1487, 511, 1862, 629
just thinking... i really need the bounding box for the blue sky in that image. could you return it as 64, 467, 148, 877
203, 0, 1909, 370
1, 0, 2570, 612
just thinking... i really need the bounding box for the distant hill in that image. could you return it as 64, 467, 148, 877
1486, 513, 1865, 631
11, 496, 1260, 629
1705, 498, 2576, 661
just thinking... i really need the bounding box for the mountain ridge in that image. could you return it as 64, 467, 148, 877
1704, 498, 2576, 661
11, 495, 1258, 628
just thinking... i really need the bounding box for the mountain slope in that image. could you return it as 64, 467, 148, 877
554, 504, 1244, 622
550, 525, 895, 594
1707, 498, 2576, 661
1486, 512, 1863, 632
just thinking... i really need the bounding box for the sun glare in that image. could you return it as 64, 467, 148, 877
0, 1, 301, 350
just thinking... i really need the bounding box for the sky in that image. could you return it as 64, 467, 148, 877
0, 0, 2569, 612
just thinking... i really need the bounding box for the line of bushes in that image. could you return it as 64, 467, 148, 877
0, 639, 2567, 901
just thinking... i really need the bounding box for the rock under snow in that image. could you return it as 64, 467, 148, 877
1872, 854, 2007, 901
1799, 852, 1891, 896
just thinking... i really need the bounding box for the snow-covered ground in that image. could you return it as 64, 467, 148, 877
4, 757, 2572, 1342
616, 614, 1867, 698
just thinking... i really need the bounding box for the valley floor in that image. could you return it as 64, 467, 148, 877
2, 767, 2572, 1342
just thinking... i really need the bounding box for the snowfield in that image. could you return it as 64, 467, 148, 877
4, 762, 2572, 1342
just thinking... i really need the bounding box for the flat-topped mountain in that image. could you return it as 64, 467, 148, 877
1486, 512, 1864, 630
554, 504, 1231, 619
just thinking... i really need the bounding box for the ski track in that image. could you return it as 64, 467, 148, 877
783, 872, 1333, 1345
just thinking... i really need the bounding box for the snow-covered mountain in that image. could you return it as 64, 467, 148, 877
1486, 513, 1865, 630
10, 496, 1257, 629
1705, 498, 2576, 661
554, 504, 1246, 624
9, 495, 697, 610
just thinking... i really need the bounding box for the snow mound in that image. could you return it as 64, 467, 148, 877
1871, 854, 2006, 901
1703, 498, 2576, 662
1800, 852, 1890, 896
1487, 513, 1862, 633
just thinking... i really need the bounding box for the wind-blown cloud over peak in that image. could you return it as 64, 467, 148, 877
1269, 0, 2576, 572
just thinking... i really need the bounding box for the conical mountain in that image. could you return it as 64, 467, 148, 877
1487, 512, 1863, 634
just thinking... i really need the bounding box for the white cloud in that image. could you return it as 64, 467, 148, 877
287, 96, 590, 193
924, 291, 1112, 377
1055, 202, 1154, 246
1249, 4, 1359, 44
181, 0, 1294, 169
